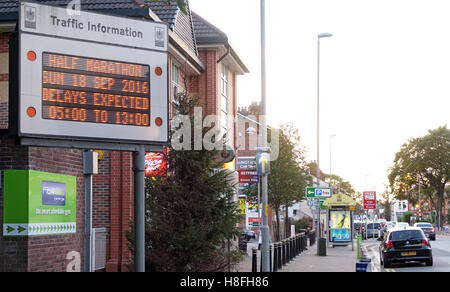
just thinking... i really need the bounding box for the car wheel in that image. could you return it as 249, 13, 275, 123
426, 258, 433, 266
383, 255, 390, 269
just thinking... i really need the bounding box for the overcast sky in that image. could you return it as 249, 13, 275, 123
189, 0, 450, 194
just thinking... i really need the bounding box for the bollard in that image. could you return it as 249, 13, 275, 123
252, 248, 257, 273
287, 239, 291, 263
289, 238, 293, 261
277, 242, 282, 270
293, 236, 297, 257
273, 243, 278, 272
301, 234, 305, 252
297, 235, 300, 255
282, 240, 287, 266
289, 237, 295, 260
269, 244, 272, 273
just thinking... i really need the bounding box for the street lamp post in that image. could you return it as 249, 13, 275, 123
329, 134, 336, 188
260, 0, 270, 272
316, 32, 332, 253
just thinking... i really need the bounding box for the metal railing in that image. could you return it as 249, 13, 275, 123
251, 230, 316, 272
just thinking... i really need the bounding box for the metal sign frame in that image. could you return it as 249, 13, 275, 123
10, 2, 169, 150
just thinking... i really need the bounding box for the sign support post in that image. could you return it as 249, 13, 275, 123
83, 150, 98, 272
133, 145, 146, 272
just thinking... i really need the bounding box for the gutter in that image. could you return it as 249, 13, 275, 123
217, 42, 230, 64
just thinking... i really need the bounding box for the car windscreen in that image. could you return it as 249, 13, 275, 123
416, 223, 432, 228
367, 223, 381, 229
390, 230, 424, 241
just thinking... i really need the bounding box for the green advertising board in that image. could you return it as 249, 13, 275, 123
3, 170, 77, 236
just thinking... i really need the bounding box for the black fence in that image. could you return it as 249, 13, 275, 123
251, 230, 316, 272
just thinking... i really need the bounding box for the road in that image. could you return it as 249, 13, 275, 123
362, 235, 450, 272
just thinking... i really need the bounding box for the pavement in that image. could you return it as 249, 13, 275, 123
237, 238, 359, 272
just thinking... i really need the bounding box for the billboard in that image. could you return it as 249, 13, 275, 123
3, 170, 77, 236
14, 2, 168, 145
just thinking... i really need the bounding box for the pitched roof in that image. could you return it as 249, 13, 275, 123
192, 11, 249, 74
191, 11, 227, 44
146, 0, 197, 56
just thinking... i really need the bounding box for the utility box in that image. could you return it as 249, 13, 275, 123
318, 238, 327, 256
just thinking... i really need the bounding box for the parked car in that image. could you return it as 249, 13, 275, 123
363, 222, 384, 239
384, 222, 395, 232
414, 222, 436, 240
395, 222, 409, 228
240, 229, 256, 241
379, 227, 433, 268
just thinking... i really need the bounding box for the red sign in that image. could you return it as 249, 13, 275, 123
145, 148, 167, 177
239, 170, 258, 184
363, 191, 377, 210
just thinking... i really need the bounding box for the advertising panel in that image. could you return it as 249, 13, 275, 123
3, 170, 77, 236
145, 148, 167, 177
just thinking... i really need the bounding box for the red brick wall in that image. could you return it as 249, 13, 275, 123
106, 151, 133, 272
197, 50, 218, 116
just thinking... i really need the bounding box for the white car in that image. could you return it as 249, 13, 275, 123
395, 222, 409, 228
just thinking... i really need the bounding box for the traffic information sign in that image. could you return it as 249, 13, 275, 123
14, 2, 169, 145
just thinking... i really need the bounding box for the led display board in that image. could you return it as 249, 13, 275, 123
14, 2, 169, 145
41, 53, 151, 127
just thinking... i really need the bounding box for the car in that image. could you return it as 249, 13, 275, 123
363, 222, 384, 239
414, 222, 436, 240
379, 227, 433, 268
395, 222, 409, 228
384, 222, 395, 232
240, 229, 256, 241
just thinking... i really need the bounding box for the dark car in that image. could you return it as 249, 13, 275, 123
363, 222, 384, 239
414, 223, 436, 240
379, 227, 433, 268
240, 229, 256, 241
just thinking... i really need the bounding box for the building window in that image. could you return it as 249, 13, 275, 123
172, 63, 181, 104
220, 65, 228, 135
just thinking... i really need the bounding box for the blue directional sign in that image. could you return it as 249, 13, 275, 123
256, 153, 270, 175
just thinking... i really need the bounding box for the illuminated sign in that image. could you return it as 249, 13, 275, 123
15, 2, 169, 145
41, 53, 151, 127
145, 148, 167, 177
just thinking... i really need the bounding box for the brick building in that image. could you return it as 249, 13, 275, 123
0, 0, 248, 272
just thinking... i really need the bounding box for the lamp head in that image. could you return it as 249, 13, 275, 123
318, 33, 333, 38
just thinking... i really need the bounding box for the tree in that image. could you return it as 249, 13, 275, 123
245, 124, 311, 241
388, 126, 450, 228
131, 91, 242, 272
379, 190, 393, 221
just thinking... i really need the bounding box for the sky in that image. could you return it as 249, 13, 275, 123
189, 0, 450, 195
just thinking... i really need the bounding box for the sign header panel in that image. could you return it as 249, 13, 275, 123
21, 2, 168, 51
17, 2, 169, 145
